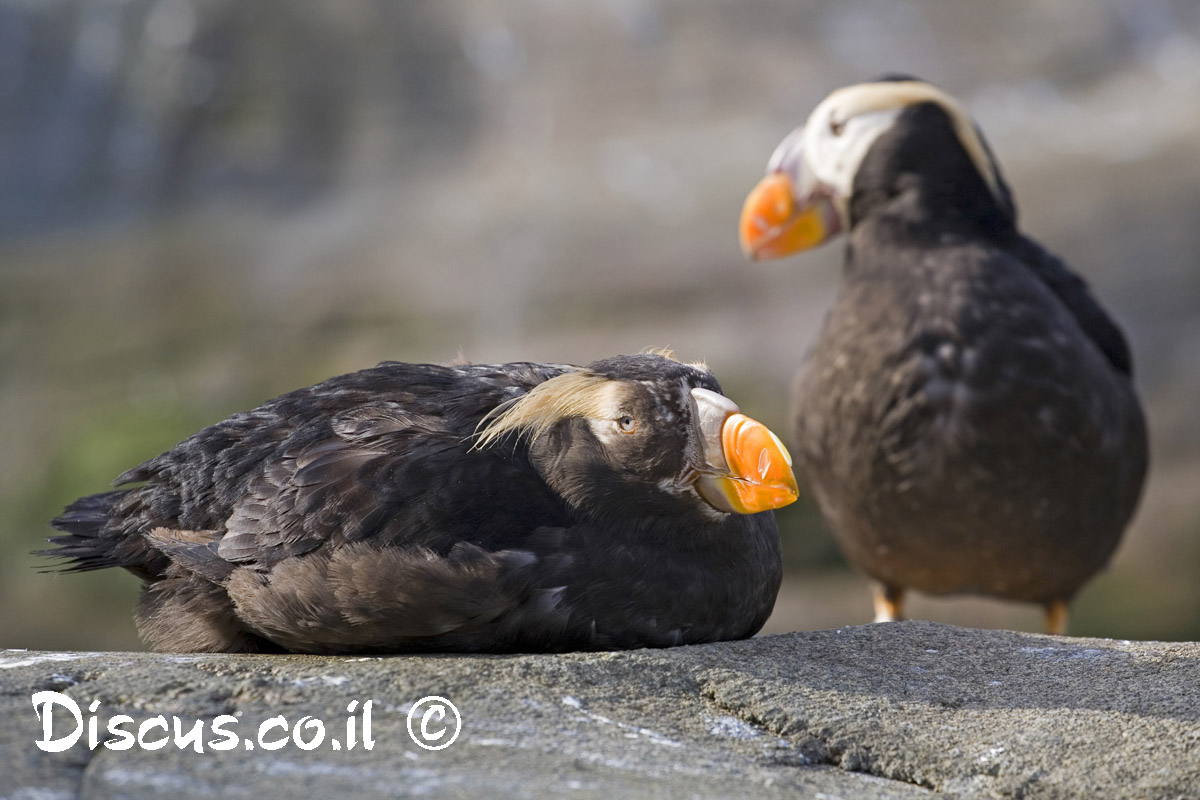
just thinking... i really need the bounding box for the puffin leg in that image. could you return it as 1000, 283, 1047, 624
872, 583, 905, 623
1044, 599, 1070, 635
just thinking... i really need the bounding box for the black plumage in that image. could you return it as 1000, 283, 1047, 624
740, 78, 1147, 633
43, 354, 796, 653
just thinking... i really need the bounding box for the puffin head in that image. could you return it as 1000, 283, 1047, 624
476, 353, 798, 520
740, 76, 1015, 260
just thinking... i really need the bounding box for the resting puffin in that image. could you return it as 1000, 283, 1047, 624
43, 353, 797, 653
739, 77, 1147, 634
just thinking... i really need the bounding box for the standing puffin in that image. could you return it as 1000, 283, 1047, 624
739, 77, 1147, 634
43, 353, 797, 653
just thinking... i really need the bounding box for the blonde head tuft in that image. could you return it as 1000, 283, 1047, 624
474, 371, 619, 449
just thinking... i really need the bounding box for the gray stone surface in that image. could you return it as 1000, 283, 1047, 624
1, 621, 1197, 799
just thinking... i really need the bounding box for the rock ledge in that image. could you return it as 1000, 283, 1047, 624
2, 621, 1197, 799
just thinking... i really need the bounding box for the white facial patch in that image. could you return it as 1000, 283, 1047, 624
803, 105, 905, 202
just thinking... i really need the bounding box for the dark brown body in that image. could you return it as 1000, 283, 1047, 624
794, 221, 1147, 605
44, 356, 783, 653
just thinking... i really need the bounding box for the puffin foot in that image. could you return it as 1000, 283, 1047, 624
1044, 599, 1070, 636
872, 583, 905, 623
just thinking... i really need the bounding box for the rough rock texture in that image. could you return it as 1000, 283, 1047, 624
2, 621, 1197, 799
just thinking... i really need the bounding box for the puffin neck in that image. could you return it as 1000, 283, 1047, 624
846, 102, 1017, 245
597, 506, 752, 550
849, 179, 1016, 250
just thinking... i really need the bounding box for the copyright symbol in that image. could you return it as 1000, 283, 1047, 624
406, 696, 461, 751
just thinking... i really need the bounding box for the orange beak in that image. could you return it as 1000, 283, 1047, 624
713, 412, 799, 514
739, 172, 841, 260
692, 387, 798, 514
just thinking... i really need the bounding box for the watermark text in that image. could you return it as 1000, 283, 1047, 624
31, 691, 375, 754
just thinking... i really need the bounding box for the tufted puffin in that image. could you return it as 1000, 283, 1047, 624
739, 77, 1147, 634
42, 353, 797, 653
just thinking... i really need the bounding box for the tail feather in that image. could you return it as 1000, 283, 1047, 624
39, 490, 161, 576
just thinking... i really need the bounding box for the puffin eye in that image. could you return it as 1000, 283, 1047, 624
830, 118, 846, 137
616, 415, 638, 434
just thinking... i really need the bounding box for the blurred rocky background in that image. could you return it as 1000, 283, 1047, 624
2, 0, 1198, 650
